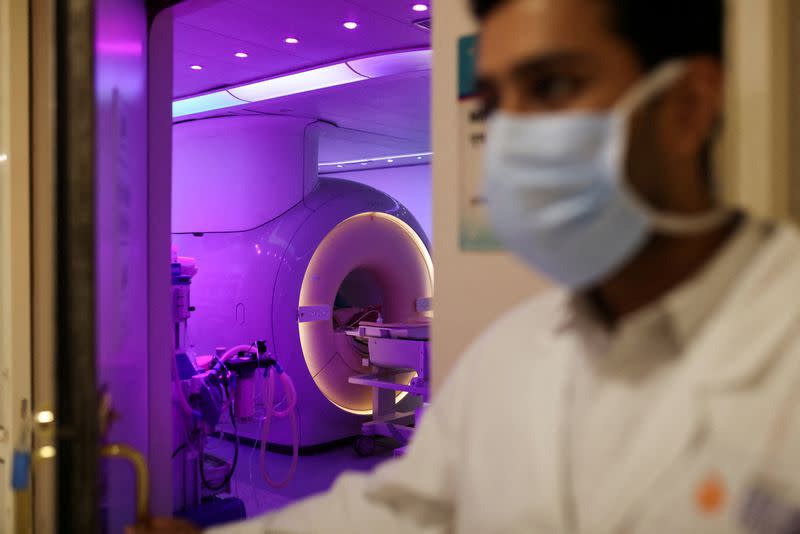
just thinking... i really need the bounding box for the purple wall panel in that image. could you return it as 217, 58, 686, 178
95, 0, 149, 531
172, 115, 320, 234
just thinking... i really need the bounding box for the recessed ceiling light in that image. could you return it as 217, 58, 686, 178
343, 21, 358, 29
190, 65, 203, 70
337, 165, 343, 168
234, 52, 249, 58
317, 152, 433, 168
412, 4, 428, 12
285, 37, 299, 44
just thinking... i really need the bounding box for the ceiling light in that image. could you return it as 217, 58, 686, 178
0, 154, 7, 162
190, 65, 203, 70
173, 49, 431, 118
412, 4, 428, 12
229, 63, 364, 103
285, 37, 299, 44
319, 152, 433, 169
173, 91, 245, 117
347, 49, 431, 78
234, 52, 249, 58
343, 21, 358, 29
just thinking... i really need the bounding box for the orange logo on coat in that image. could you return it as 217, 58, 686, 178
696, 473, 727, 514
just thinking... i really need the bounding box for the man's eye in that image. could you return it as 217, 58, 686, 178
528, 76, 585, 107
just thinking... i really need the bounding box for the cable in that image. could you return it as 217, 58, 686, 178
344, 309, 381, 329
334, 308, 381, 331
172, 443, 188, 459
200, 401, 240, 492
259, 366, 299, 488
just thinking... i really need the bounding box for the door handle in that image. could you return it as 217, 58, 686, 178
100, 443, 150, 523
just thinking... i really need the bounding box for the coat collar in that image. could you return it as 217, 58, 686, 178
687, 225, 800, 390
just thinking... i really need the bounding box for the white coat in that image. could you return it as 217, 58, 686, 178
211, 223, 800, 534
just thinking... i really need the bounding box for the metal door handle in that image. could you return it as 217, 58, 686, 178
100, 444, 150, 523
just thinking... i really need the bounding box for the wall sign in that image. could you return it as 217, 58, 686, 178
457, 34, 503, 251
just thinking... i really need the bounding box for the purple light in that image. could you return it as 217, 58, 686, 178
234, 52, 249, 58
96, 41, 143, 56
174, 50, 431, 117
412, 3, 428, 12
285, 37, 299, 44
255, 244, 262, 255
173, 91, 244, 117
343, 21, 358, 30
229, 63, 365, 102
347, 49, 431, 78
318, 152, 433, 169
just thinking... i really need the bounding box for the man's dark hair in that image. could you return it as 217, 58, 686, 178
469, 0, 724, 69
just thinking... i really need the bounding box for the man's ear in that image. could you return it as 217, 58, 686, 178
660, 56, 724, 158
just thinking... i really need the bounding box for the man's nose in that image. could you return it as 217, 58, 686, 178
500, 88, 528, 113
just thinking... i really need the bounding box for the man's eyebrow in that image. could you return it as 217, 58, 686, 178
479, 51, 593, 85
509, 51, 593, 80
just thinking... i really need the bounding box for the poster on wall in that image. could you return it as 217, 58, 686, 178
458, 34, 503, 251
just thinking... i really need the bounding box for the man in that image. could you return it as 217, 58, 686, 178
137, 0, 800, 532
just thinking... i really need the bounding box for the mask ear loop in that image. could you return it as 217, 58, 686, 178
613, 60, 735, 235
614, 60, 689, 116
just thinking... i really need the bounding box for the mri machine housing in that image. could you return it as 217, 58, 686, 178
171, 115, 433, 447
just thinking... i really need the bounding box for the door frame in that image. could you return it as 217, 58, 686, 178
53, 0, 100, 531
0, 0, 33, 531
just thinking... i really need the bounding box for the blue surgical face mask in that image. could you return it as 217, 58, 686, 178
484, 61, 731, 291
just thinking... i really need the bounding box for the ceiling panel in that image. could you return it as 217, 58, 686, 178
174, 23, 312, 96
174, 0, 430, 98
344, 0, 433, 25
172, 0, 431, 162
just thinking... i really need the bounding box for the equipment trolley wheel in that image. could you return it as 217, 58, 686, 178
354, 435, 377, 457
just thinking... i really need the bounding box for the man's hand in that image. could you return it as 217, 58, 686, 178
125, 517, 201, 534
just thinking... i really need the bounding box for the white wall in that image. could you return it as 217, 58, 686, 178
431, 0, 548, 392
324, 164, 433, 243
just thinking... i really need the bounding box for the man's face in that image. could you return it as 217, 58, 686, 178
477, 0, 641, 114
477, 0, 723, 213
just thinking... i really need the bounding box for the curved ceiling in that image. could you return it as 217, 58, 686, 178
173, 0, 432, 98
172, 0, 433, 163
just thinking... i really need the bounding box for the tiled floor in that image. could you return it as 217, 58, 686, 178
205, 434, 395, 520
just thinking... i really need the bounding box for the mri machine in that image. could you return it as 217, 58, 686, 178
171, 114, 434, 455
